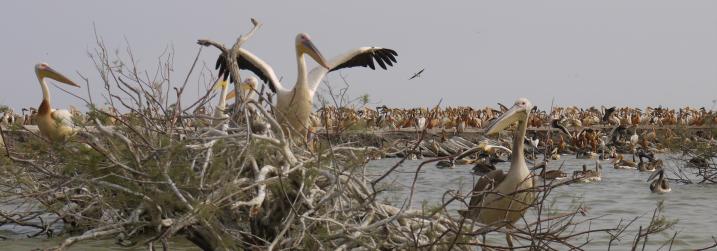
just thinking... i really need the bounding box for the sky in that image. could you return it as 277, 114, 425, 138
1, 1, 716, 112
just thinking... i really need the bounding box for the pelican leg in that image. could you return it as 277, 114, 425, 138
505, 225, 514, 249
505, 233, 514, 249
481, 233, 495, 251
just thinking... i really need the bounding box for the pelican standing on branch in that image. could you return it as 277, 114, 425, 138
216, 33, 398, 141
459, 98, 536, 247
34, 63, 81, 142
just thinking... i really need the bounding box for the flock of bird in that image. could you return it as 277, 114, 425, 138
1, 33, 399, 141
311, 103, 716, 133
0, 30, 711, 248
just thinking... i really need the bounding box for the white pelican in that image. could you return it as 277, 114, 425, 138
209, 78, 231, 127
224, 76, 258, 103
34, 63, 80, 142
647, 169, 671, 193
459, 98, 535, 246
225, 77, 271, 134
630, 127, 639, 149
1, 110, 16, 125
216, 33, 398, 140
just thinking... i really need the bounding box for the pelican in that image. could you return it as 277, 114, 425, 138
540, 169, 567, 180
459, 98, 535, 246
612, 154, 637, 169
638, 159, 660, 172
549, 147, 560, 160
630, 127, 639, 150
1, 110, 16, 125
531, 162, 568, 186
472, 159, 497, 175
34, 63, 80, 142
210, 78, 231, 126
225, 77, 271, 134
450, 141, 512, 173
573, 162, 602, 183
216, 33, 398, 141
224, 76, 258, 103
436, 158, 455, 169
647, 169, 671, 193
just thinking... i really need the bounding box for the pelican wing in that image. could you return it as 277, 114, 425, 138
215, 48, 286, 93
51, 109, 75, 128
308, 47, 398, 94
458, 169, 506, 218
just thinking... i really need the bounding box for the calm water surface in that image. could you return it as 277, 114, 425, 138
367, 154, 717, 250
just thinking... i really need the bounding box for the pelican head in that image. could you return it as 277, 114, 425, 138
35, 63, 80, 87
296, 33, 330, 69
486, 98, 532, 135
243, 76, 258, 90
477, 141, 513, 154
226, 76, 258, 100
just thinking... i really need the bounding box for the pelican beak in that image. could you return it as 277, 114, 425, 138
226, 80, 255, 100
41, 65, 80, 87
226, 88, 236, 100
486, 104, 528, 135
489, 145, 513, 154
303, 39, 330, 69
213, 79, 228, 91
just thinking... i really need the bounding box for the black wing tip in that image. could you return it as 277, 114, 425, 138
385, 48, 398, 56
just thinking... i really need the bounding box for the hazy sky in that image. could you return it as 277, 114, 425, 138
2, 1, 716, 111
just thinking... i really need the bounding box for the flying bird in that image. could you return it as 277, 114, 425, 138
408, 68, 424, 80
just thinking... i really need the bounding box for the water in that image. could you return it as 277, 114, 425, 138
366, 155, 717, 250
0, 238, 200, 251
0, 155, 713, 250
0, 202, 199, 250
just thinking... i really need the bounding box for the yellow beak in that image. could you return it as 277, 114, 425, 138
303, 39, 330, 69
485, 105, 527, 135
41, 65, 80, 87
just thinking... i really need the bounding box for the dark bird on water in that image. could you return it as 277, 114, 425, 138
408, 68, 424, 80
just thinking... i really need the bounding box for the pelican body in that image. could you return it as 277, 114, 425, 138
573, 162, 602, 183
648, 169, 671, 193
216, 33, 398, 141
460, 98, 535, 227
35, 63, 80, 142
612, 154, 637, 169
